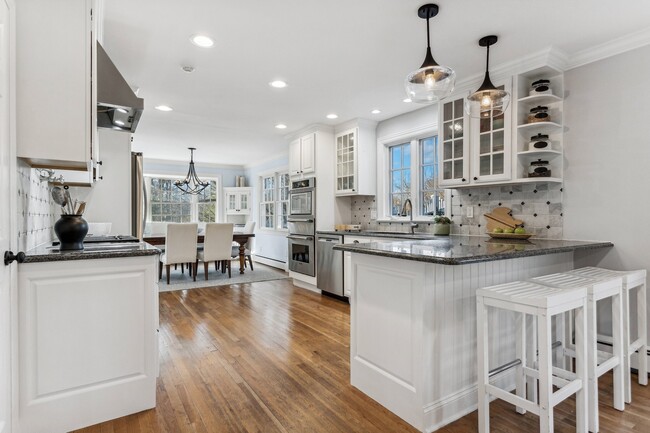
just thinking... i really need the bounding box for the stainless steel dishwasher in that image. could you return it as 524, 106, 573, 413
316, 234, 344, 297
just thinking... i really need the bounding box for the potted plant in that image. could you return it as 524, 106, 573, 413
433, 216, 452, 236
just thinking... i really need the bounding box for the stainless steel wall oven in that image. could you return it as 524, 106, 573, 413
287, 177, 316, 277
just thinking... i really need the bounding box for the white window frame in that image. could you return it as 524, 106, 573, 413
259, 171, 290, 232
377, 124, 450, 221
145, 174, 220, 223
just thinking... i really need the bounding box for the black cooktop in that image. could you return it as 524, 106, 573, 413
52, 235, 140, 246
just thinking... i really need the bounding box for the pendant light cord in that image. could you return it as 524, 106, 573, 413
485, 44, 490, 75
426, 16, 431, 49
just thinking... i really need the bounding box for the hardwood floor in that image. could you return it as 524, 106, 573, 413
74, 279, 650, 433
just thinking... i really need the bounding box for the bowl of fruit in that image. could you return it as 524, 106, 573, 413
487, 226, 533, 240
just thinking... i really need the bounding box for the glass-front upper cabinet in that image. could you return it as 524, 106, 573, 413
439, 97, 470, 187
335, 128, 357, 194
470, 81, 512, 183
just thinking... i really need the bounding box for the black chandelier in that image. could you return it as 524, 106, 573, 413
174, 147, 209, 194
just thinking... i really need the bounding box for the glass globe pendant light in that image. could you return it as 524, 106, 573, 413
174, 147, 209, 194
404, 4, 455, 103
466, 35, 510, 119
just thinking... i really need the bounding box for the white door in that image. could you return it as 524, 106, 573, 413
0, 1, 15, 432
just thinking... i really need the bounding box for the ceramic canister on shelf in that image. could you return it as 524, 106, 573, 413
527, 105, 550, 123
528, 159, 551, 178
529, 133, 551, 151
529, 79, 552, 96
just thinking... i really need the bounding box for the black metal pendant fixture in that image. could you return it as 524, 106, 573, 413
405, 4, 455, 103
466, 35, 511, 118
174, 147, 209, 194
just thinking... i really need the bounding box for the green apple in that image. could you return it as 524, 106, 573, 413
493, 228, 504, 234
503, 228, 515, 234
514, 227, 526, 234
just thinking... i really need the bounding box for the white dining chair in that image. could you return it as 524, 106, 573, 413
159, 223, 198, 284
232, 221, 255, 270
198, 223, 234, 279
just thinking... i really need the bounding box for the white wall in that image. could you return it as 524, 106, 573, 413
70, 129, 132, 234
563, 44, 650, 341
376, 105, 437, 141
245, 156, 289, 264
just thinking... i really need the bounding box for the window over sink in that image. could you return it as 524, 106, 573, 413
384, 135, 445, 219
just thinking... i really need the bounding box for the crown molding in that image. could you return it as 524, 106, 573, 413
565, 26, 650, 70
143, 157, 245, 171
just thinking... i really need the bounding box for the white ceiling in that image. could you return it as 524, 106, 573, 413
102, 0, 650, 166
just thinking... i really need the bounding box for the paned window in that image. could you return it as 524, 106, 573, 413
147, 177, 218, 223
420, 136, 444, 215
260, 172, 290, 230
384, 134, 445, 219
389, 143, 411, 216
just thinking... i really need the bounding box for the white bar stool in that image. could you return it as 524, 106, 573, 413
476, 281, 588, 433
566, 267, 648, 403
530, 272, 624, 433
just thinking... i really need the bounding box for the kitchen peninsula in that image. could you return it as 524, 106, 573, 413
17, 243, 160, 433
335, 235, 612, 432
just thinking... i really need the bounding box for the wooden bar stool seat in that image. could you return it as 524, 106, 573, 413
530, 272, 624, 432
476, 280, 588, 433
566, 267, 648, 403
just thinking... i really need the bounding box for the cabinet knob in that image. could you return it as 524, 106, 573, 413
473, 177, 478, 181
353, 240, 359, 244
462, 178, 466, 182
97, 160, 103, 165
99, 176, 104, 180
4, 251, 25, 266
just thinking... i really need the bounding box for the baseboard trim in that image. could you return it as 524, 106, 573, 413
252, 255, 287, 271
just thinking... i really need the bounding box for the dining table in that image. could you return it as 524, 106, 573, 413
143, 233, 255, 274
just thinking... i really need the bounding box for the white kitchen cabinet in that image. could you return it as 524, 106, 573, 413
16, 0, 98, 171
438, 96, 470, 187
289, 133, 315, 177
224, 187, 252, 215
469, 79, 513, 184
334, 119, 377, 196
17, 254, 158, 433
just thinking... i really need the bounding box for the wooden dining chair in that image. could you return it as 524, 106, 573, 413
232, 221, 255, 270
159, 223, 198, 284
198, 223, 234, 279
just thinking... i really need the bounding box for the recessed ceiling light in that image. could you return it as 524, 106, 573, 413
181, 65, 196, 73
326, 114, 338, 119
269, 80, 287, 88
371, 109, 381, 114
154, 105, 173, 112
114, 120, 125, 126
190, 34, 214, 48
275, 124, 287, 129
403, 98, 412, 103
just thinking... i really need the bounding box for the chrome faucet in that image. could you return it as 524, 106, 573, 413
400, 199, 419, 234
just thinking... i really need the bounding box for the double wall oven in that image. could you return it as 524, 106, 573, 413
287, 177, 316, 277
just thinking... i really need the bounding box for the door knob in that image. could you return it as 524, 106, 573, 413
4, 251, 26, 266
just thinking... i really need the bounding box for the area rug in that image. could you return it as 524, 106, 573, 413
158, 262, 290, 292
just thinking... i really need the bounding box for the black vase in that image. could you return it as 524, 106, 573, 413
54, 215, 89, 251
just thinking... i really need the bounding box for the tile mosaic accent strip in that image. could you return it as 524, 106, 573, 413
348, 182, 563, 239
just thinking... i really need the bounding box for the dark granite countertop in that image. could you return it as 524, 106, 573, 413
333, 235, 613, 265
316, 230, 445, 240
23, 241, 161, 263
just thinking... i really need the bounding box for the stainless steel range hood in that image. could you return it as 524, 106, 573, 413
97, 42, 144, 133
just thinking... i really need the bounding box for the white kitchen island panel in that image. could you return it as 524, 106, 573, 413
18, 252, 159, 433
347, 250, 574, 432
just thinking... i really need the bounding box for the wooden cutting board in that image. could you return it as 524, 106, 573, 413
484, 207, 523, 232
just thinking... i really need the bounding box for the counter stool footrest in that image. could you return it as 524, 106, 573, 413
552, 379, 583, 407
486, 384, 540, 415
